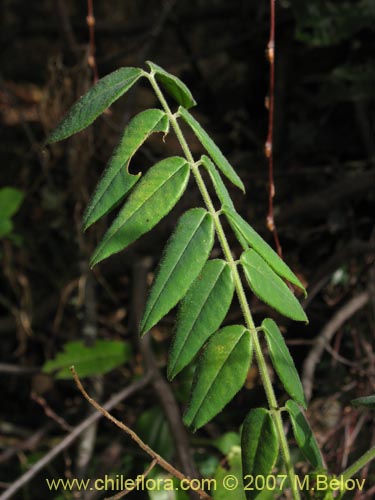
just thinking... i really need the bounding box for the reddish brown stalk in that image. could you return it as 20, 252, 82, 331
87, 0, 99, 82
265, 0, 282, 257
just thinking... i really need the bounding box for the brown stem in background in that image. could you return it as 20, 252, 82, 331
87, 0, 99, 82
0, 375, 151, 500
55, 0, 79, 58
71, 368, 212, 500
31, 392, 72, 432
265, 0, 282, 257
105, 459, 157, 500
131, 257, 199, 484
302, 292, 369, 402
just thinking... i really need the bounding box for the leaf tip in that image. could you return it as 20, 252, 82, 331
89, 253, 100, 268
139, 314, 150, 337
45, 133, 58, 145
166, 363, 175, 381
190, 97, 198, 108
139, 327, 147, 337
82, 218, 92, 232
183, 413, 196, 432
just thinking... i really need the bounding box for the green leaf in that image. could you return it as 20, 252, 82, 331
0, 187, 24, 218
0, 219, 13, 238
168, 259, 234, 379
241, 408, 279, 500
241, 249, 308, 323
213, 446, 246, 500
90, 156, 190, 266
148, 476, 190, 500
201, 155, 235, 210
136, 407, 174, 461
178, 107, 245, 192
184, 326, 252, 430
140, 208, 214, 335
262, 318, 306, 408
47, 67, 143, 143
351, 394, 375, 409
211, 432, 241, 455
225, 207, 306, 295
42, 340, 132, 379
285, 399, 324, 469
83, 109, 169, 229
147, 61, 196, 109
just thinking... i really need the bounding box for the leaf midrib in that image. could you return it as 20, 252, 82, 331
193, 331, 246, 424
171, 262, 227, 373
143, 211, 210, 329
243, 252, 291, 302
96, 160, 187, 255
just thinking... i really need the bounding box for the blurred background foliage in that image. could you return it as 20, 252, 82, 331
0, 0, 374, 498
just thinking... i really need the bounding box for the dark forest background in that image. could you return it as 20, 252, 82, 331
0, 1, 374, 499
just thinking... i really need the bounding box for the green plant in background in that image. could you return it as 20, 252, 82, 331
48, 62, 375, 499
0, 187, 24, 241
42, 340, 132, 379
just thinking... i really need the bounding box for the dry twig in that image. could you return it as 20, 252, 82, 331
265, 0, 282, 256
0, 374, 151, 500
132, 257, 198, 480
71, 367, 212, 500
302, 292, 369, 402
105, 459, 157, 500
86, 0, 99, 82
31, 392, 72, 432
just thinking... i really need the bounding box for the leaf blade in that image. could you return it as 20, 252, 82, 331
213, 447, 246, 500
241, 249, 308, 322
42, 340, 132, 379
184, 326, 252, 430
286, 399, 324, 469
262, 318, 306, 408
0, 219, 13, 238
0, 187, 24, 218
47, 67, 143, 143
351, 395, 375, 409
241, 408, 279, 500
147, 61, 196, 109
168, 259, 234, 379
83, 109, 169, 229
225, 207, 306, 294
90, 156, 190, 266
178, 107, 245, 192
140, 208, 215, 335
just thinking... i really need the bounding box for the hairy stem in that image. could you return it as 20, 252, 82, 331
147, 71, 301, 500
342, 446, 375, 482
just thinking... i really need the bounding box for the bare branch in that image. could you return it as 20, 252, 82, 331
0, 375, 151, 500
265, 0, 282, 257
86, 0, 99, 82
302, 292, 369, 402
71, 368, 212, 500
105, 459, 157, 500
31, 392, 72, 432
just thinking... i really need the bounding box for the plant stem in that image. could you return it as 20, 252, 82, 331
147, 72, 301, 500
342, 446, 375, 482
335, 446, 375, 499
